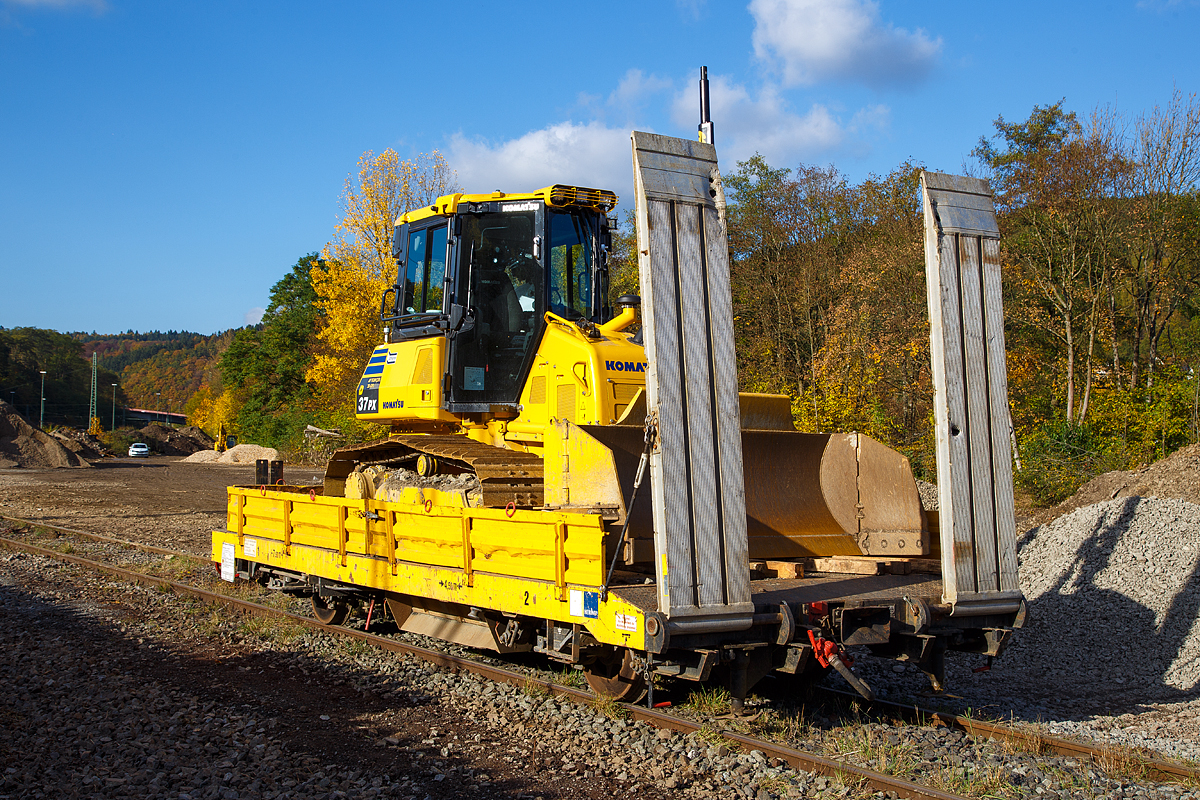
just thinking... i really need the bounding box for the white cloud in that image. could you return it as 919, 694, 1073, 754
671, 74, 857, 167
244, 307, 264, 326
447, 121, 635, 200
749, 0, 940, 89
608, 69, 675, 116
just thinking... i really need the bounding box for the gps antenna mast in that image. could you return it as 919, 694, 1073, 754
698, 66, 714, 145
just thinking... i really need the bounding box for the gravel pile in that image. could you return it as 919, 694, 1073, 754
50, 425, 109, 459
183, 444, 280, 465
856, 495, 1200, 764
137, 423, 214, 456
1037, 443, 1200, 524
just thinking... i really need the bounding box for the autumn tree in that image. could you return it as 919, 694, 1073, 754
973, 101, 1128, 423
725, 155, 848, 407
1117, 88, 1200, 389
307, 150, 457, 412
812, 164, 931, 455
218, 254, 322, 444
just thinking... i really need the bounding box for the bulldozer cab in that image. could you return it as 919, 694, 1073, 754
383, 188, 615, 416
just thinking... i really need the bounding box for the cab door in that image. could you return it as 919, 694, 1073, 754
446, 206, 545, 410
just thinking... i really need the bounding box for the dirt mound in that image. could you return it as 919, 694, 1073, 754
1032, 443, 1200, 528
50, 426, 109, 460
136, 423, 213, 456
0, 401, 90, 469
182, 444, 279, 465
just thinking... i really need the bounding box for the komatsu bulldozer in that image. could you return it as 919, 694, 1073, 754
322, 183, 929, 567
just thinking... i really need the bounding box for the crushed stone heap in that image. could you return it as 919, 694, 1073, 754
961, 496, 1200, 708
182, 444, 280, 465
0, 400, 90, 469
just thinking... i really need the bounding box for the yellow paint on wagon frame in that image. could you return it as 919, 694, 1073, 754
212, 486, 645, 648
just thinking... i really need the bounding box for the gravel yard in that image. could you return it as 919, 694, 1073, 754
3, 460, 1200, 800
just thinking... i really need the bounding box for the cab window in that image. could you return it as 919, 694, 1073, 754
403, 225, 448, 315
548, 211, 595, 320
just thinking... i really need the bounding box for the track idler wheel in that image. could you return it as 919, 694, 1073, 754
311, 594, 350, 626
416, 454, 439, 477
584, 648, 646, 702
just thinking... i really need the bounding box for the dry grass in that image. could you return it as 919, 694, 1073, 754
236, 613, 308, 644
590, 693, 627, 720
521, 676, 552, 699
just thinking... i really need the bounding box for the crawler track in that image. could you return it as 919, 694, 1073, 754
322, 436, 543, 507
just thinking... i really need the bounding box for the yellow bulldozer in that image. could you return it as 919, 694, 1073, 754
323, 182, 927, 566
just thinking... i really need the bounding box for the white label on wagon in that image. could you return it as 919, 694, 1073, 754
244, 538, 257, 558
615, 613, 638, 633
569, 589, 584, 618
220, 542, 236, 582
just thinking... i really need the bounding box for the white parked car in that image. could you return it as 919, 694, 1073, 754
128, 443, 151, 458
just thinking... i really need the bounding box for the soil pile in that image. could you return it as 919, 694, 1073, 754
0, 401, 90, 469
136, 423, 213, 456
50, 426, 108, 460
1032, 442, 1200, 527
182, 444, 280, 465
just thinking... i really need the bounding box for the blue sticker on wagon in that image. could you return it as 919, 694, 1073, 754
583, 591, 599, 619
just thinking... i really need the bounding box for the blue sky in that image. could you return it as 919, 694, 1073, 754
2, 0, 1197, 335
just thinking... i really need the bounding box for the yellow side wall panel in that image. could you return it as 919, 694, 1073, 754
215, 487, 644, 649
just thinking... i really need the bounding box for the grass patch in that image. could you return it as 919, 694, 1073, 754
590, 693, 627, 720
237, 613, 308, 644
694, 723, 724, 745
521, 676, 551, 699
928, 761, 1014, 799
553, 666, 587, 689
683, 684, 732, 717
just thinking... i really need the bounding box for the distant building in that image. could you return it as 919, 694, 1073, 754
125, 407, 187, 426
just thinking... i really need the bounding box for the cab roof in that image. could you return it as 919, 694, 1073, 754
396, 184, 617, 226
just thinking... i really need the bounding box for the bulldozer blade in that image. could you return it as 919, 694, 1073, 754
582, 426, 926, 561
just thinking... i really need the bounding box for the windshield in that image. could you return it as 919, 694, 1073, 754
548, 210, 597, 320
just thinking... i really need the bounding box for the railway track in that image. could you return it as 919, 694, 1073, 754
3, 513, 1197, 797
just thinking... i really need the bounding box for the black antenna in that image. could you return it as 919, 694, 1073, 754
698, 66, 714, 145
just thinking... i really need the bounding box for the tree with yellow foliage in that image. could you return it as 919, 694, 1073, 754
307, 150, 457, 414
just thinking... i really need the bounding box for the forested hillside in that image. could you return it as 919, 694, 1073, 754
0, 328, 124, 426
10, 90, 1198, 503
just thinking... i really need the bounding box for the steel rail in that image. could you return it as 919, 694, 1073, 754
4, 515, 1195, 788
0, 513, 197, 559
818, 687, 1200, 784
0, 531, 971, 800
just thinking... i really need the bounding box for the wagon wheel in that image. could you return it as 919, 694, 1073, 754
311, 594, 350, 626
583, 647, 646, 702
